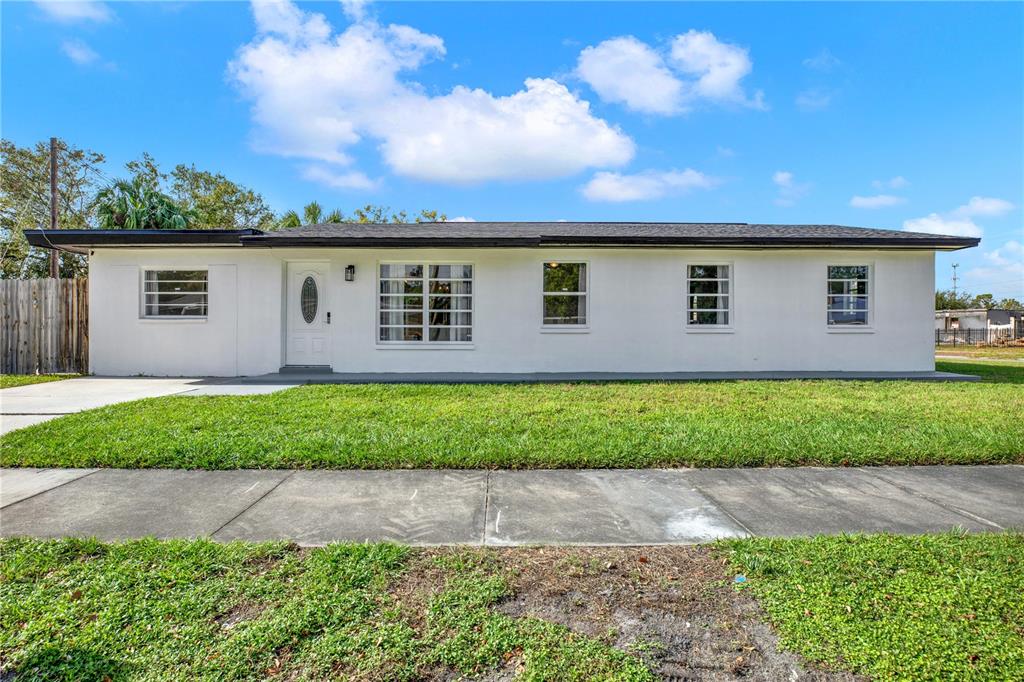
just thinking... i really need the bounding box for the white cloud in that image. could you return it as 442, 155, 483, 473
772, 170, 810, 207
445, 216, 476, 222
575, 30, 765, 115
795, 88, 831, 112
60, 38, 99, 65
581, 168, 718, 202
230, 1, 633, 185
953, 196, 1015, 218
965, 240, 1024, 296
802, 49, 841, 72
716, 145, 735, 158
301, 164, 378, 191
669, 30, 765, 109
34, 0, 111, 23
340, 0, 369, 21
903, 196, 1015, 238
871, 176, 909, 190
984, 240, 1023, 267
902, 214, 982, 238
576, 36, 683, 114
849, 194, 906, 209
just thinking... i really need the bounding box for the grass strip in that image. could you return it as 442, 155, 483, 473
0, 374, 77, 389
2, 362, 1022, 469
721, 531, 1024, 681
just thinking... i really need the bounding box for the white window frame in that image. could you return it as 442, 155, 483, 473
685, 262, 733, 332
140, 268, 209, 320
541, 260, 590, 332
376, 261, 474, 346
826, 263, 873, 331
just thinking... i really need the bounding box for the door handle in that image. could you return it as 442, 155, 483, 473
326, 312, 331, 324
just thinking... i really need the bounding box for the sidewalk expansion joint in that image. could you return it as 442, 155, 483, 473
210, 470, 297, 539
690, 481, 756, 537
0, 468, 101, 510
861, 469, 1004, 530
480, 470, 492, 546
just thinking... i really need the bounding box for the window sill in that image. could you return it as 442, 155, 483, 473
375, 343, 475, 350
138, 318, 208, 324
540, 326, 590, 334
826, 327, 875, 334
685, 326, 734, 334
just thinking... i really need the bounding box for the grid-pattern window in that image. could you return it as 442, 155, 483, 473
379, 264, 473, 342
686, 265, 730, 326
143, 270, 208, 317
543, 262, 587, 325
827, 265, 869, 325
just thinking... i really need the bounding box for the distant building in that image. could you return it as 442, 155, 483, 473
936, 308, 1024, 340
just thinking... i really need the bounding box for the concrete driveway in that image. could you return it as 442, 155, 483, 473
0, 377, 297, 435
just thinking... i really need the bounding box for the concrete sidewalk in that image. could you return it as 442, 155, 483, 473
1, 465, 1020, 545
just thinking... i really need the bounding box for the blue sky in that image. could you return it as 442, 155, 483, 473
3, 0, 1022, 299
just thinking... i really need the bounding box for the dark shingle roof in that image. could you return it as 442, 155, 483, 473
23, 222, 980, 251
248, 222, 978, 249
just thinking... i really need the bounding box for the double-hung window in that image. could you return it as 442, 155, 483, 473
142, 269, 208, 318
827, 265, 869, 326
379, 264, 473, 343
686, 264, 730, 326
542, 262, 587, 326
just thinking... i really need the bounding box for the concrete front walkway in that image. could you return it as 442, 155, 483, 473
1, 465, 1020, 546
0, 377, 298, 435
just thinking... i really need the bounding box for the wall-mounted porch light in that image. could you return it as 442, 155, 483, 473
344, 265, 355, 282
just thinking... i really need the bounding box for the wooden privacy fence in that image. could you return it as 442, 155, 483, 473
1, 278, 88, 375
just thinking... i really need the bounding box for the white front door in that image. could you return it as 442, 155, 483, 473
286, 262, 330, 367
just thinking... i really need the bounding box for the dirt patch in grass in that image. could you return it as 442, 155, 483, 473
392, 546, 861, 681
214, 601, 266, 631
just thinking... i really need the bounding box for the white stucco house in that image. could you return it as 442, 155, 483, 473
27, 222, 977, 378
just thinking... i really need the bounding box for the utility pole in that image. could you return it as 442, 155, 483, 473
951, 263, 959, 298
48, 137, 59, 279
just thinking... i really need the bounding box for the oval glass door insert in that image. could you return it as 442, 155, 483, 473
300, 276, 318, 324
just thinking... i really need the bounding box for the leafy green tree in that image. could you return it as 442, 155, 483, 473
970, 293, 996, 310
1, 138, 104, 278
94, 177, 193, 230
276, 203, 446, 228
351, 204, 446, 223
935, 289, 972, 310
936, 290, 1023, 311
171, 164, 275, 230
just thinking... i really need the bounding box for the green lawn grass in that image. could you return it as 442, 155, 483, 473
0, 539, 651, 681
936, 358, 1024, 383
935, 345, 1024, 361
0, 374, 77, 389
1, 361, 1021, 469
722, 532, 1024, 681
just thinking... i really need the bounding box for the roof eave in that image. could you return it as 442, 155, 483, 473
22, 229, 980, 251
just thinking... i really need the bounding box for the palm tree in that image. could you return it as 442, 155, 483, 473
278, 210, 302, 228
94, 177, 192, 229
276, 201, 344, 229
302, 201, 324, 225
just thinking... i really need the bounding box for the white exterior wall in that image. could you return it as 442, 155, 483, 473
89, 247, 936, 376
